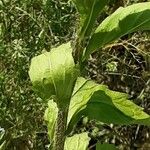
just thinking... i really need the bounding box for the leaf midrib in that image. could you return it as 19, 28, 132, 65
80, 0, 96, 40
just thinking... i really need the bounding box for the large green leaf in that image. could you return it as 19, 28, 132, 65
44, 100, 58, 142
96, 143, 118, 150
67, 77, 106, 134
72, 0, 109, 39
67, 77, 150, 133
84, 2, 150, 59
68, 77, 106, 124
85, 90, 150, 124
64, 132, 90, 150
29, 42, 79, 107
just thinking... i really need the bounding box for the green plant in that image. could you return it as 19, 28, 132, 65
0, 0, 76, 149
29, 1, 150, 150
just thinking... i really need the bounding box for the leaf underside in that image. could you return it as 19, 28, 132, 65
44, 100, 58, 141
64, 132, 90, 150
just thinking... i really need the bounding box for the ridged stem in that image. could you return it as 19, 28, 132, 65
53, 107, 68, 150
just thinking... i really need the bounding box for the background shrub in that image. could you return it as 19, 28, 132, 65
0, 0, 150, 149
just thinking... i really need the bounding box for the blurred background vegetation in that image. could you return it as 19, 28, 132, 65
0, 0, 150, 149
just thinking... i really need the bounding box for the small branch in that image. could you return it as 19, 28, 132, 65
103, 72, 141, 79
137, 79, 150, 100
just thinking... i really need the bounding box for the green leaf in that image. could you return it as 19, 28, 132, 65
85, 90, 141, 124
44, 100, 58, 141
68, 77, 106, 124
72, 0, 109, 39
96, 143, 118, 150
29, 42, 79, 107
84, 2, 150, 59
67, 77, 106, 134
67, 77, 150, 133
64, 132, 90, 150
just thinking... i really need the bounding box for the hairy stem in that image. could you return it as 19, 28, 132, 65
53, 107, 68, 150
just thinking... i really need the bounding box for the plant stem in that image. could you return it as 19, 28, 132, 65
53, 107, 68, 150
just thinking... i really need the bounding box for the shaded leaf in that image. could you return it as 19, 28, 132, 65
84, 2, 150, 59
64, 132, 90, 150
72, 0, 109, 39
29, 42, 79, 107
85, 90, 150, 124
96, 143, 118, 150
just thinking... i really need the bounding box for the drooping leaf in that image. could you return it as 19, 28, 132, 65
96, 143, 118, 150
72, 0, 109, 39
44, 100, 58, 141
67, 77, 150, 133
84, 2, 150, 59
64, 132, 90, 150
85, 90, 150, 124
29, 42, 79, 107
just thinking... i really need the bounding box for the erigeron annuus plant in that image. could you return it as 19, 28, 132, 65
29, 1, 150, 150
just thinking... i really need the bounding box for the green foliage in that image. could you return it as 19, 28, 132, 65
1, 0, 149, 149
29, 42, 79, 108
0, 0, 76, 149
85, 90, 150, 124
72, 0, 109, 39
29, 1, 150, 149
84, 2, 150, 59
96, 143, 118, 150
67, 77, 150, 134
68, 77, 105, 124
44, 100, 58, 141
67, 77, 106, 133
64, 133, 90, 150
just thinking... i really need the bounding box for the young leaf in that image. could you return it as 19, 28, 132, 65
72, 0, 109, 39
64, 132, 90, 150
84, 2, 150, 59
29, 42, 79, 107
67, 77, 150, 133
44, 100, 58, 142
96, 143, 118, 150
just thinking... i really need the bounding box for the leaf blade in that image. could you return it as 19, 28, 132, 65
44, 100, 58, 142
84, 2, 150, 59
67, 77, 150, 133
64, 132, 90, 150
96, 143, 118, 150
72, 0, 109, 39
85, 90, 150, 124
68, 77, 106, 125
29, 42, 79, 107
